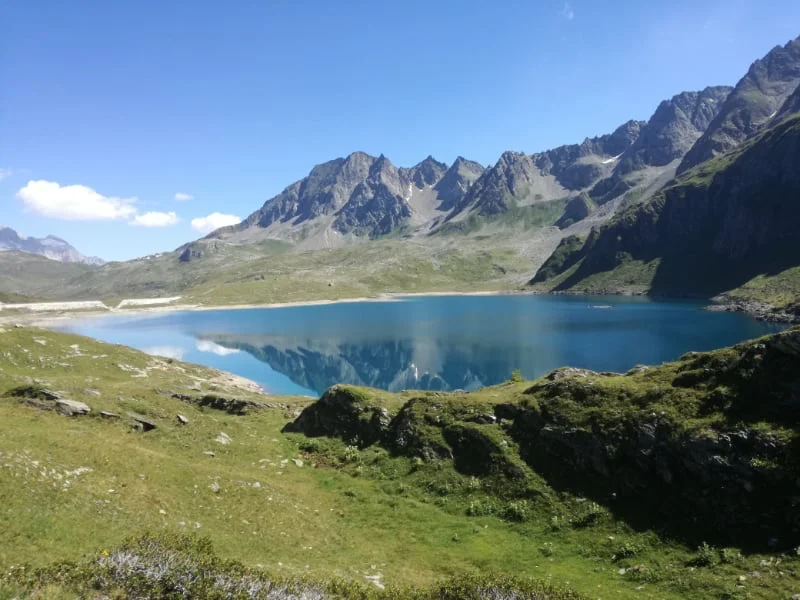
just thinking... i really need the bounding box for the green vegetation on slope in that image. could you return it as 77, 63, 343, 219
3, 327, 800, 599
532, 115, 800, 313
0, 237, 535, 306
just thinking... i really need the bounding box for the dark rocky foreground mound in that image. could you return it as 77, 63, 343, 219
286, 328, 800, 549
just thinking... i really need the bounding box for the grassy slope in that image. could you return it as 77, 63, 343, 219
0, 237, 536, 307
2, 328, 799, 599
532, 115, 800, 310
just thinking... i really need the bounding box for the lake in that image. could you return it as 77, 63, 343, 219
54, 295, 783, 397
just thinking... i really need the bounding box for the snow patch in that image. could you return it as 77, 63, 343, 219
601, 153, 623, 165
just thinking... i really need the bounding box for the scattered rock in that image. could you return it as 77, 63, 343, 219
202, 451, 216, 457
128, 414, 157, 432
55, 399, 91, 417
210, 481, 221, 493
100, 411, 121, 419
470, 413, 497, 425
176, 414, 189, 425
215, 432, 232, 445
292, 458, 304, 468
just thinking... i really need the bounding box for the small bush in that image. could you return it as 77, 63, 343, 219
341, 445, 361, 464
570, 502, 606, 528
502, 500, 529, 523
466, 500, 496, 517
720, 547, 743, 564
298, 439, 321, 453
689, 542, 720, 567
611, 542, 640, 561
510, 369, 525, 383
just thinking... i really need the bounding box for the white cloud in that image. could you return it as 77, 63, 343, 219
560, 2, 575, 20
129, 211, 179, 227
141, 346, 185, 360
174, 192, 193, 202
0, 168, 12, 181
196, 340, 240, 356
191, 212, 241, 234
17, 180, 137, 221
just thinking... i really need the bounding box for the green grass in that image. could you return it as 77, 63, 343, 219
2, 327, 799, 599
436, 199, 568, 236
721, 265, 800, 310
0, 237, 535, 307
182, 239, 532, 306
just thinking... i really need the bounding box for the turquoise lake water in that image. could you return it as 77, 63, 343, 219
54, 295, 784, 397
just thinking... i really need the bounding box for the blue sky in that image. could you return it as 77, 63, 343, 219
1, 1, 798, 261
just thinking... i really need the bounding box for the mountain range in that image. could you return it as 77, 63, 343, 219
0, 227, 104, 266
189, 84, 734, 255
531, 36, 800, 318
1, 34, 799, 317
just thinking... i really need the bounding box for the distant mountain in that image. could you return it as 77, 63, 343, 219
448, 120, 644, 219
204, 152, 471, 248
678, 36, 800, 174
200, 85, 729, 253
0, 227, 104, 265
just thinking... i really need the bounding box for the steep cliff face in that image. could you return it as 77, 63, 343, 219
678, 36, 800, 173
773, 82, 800, 124
533, 114, 800, 298
285, 328, 800, 548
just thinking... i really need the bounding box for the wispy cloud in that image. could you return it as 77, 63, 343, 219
129, 211, 179, 227
560, 2, 575, 20
196, 340, 240, 356
141, 346, 185, 360
174, 192, 193, 202
17, 180, 137, 221
191, 212, 241, 234
0, 168, 12, 182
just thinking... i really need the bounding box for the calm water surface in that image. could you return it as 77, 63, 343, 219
55, 295, 783, 396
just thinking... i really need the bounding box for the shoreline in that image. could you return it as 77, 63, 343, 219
2, 288, 794, 328
0, 289, 529, 327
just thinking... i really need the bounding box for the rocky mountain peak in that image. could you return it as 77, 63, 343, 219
409, 155, 448, 188
434, 157, 485, 211
614, 85, 732, 175
678, 36, 800, 173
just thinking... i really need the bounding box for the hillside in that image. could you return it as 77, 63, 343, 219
531, 113, 800, 319
2, 325, 800, 599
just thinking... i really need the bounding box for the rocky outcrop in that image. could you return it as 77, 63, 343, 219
282, 385, 394, 446
285, 328, 800, 547
555, 195, 595, 229
678, 36, 800, 173
5, 384, 92, 416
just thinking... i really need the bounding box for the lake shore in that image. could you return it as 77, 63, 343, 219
0, 289, 528, 327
